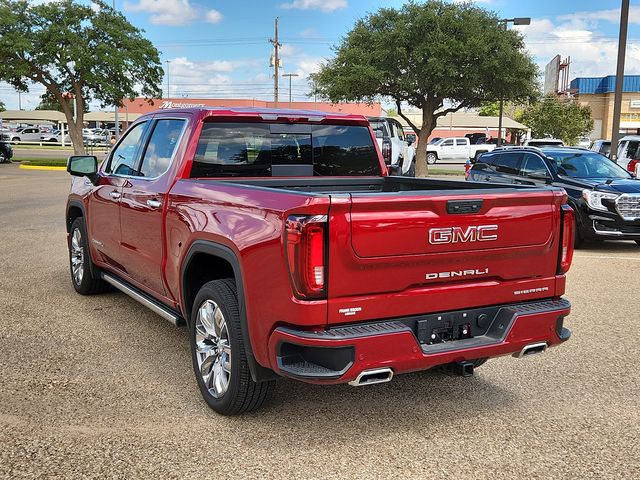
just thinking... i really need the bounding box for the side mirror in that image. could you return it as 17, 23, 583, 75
388, 165, 402, 176
67, 155, 98, 183
527, 173, 552, 184
375, 130, 384, 139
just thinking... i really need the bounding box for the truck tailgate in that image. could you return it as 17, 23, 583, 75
326, 189, 566, 325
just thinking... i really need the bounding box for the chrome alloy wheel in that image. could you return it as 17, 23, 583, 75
195, 299, 232, 398
70, 228, 84, 285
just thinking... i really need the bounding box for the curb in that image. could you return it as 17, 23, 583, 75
18, 164, 67, 171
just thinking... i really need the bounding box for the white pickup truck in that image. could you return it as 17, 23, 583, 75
368, 117, 416, 176
426, 137, 495, 164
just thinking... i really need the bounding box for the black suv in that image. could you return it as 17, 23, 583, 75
0, 134, 13, 163
468, 147, 640, 246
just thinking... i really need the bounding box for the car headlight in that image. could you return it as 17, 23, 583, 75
582, 189, 620, 212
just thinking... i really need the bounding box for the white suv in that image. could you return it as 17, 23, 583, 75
368, 117, 416, 176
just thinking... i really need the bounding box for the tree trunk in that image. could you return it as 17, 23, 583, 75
415, 110, 437, 178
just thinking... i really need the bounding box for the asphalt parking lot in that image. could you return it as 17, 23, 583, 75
1, 163, 639, 479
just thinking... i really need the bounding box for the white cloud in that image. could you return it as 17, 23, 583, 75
515, 18, 640, 79
557, 8, 640, 26
279, 0, 347, 14
124, 0, 222, 27
299, 27, 318, 38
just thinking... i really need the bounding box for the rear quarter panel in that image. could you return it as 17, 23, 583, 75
165, 180, 331, 368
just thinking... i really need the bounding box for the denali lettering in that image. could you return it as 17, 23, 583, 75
425, 268, 489, 280
429, 225, 498, 245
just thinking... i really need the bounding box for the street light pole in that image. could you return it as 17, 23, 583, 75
113, 0, 119, 140
282, 73, 299, 107
497, 17, 531, 147
165, 60, 171, 99
611, 0, 630, 160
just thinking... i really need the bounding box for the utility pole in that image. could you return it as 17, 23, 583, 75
611, 0, 630, 160
166, 60, 171, 99
282, 73, 299, 107
113, 0, 119, 140
497, 17, 530, 146
269, 17, 281, 107
18, 91, 22, 110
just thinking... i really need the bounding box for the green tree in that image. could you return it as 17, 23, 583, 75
0, 0, 163, 154
478, 102, 501, 117
34, 91, 89, 113
0, 99, 5, 112
518, 95, 594, 145
310, 0, 538, 176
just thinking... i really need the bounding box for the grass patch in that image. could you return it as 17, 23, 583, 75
15, 158, 67, 167
428, 168, 464, 176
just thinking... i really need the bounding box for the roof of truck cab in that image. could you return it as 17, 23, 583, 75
149, 106, 369, 123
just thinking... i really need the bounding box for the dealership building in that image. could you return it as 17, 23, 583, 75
571, 75, 640, 139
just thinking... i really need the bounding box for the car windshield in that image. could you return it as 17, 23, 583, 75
369, 121, 386, 137
544, 150, 632, 179
428, 137, 441, 144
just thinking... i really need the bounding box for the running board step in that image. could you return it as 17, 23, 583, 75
101, 273, 184, 326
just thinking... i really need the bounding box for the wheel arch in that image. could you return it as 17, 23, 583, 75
66, 200, 85, 233
181, 240, 276, 382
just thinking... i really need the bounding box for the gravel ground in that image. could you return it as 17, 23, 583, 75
1, 163, 639, 479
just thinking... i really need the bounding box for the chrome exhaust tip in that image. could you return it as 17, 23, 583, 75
514, 342, 548, 358
348, 368, 394, 387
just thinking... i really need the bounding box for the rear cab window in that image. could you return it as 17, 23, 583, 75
494, 152, 523, 175
190, 122, 381, 177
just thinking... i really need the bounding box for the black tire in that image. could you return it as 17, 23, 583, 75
190, 279, 274, 415
407, 159, 416, 177
69, 217, 109, 295
574, 217, 584, 249
426, 152, 437, 165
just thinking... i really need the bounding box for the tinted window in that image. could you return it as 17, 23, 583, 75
520, 154, 550, 177
495, 152, 522, 174
442, 139, 454, 146
139, 119, 185, 178
477, 153, 496, 166
624, 141, 640, 159
455, 139, 467, 146
545, 151, 632, 179
191, 122, 380, 178
107, 122, 147, 175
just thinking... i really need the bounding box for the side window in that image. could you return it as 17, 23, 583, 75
442, 139, 454, 147
106, 122, 147, 176
138, 119, 186, 178
520, 154, 550, 178
625, 141, 640, 159
394, 121, 404, 141
455, 139, 467, 146
495, 152, 523, 175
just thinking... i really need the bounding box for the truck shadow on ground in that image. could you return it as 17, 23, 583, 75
576, 240, 640, 253
50, 266, 519, 436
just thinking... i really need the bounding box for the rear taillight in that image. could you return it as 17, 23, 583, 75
285, 215, 327, 299
628, 159, 639, 176
558, 204, 575, 274
382, 139, 392, 164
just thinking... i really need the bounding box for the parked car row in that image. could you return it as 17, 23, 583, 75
469, 146, 640, 247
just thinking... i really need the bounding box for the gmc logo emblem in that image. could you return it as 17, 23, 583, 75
429, 225, 498, 245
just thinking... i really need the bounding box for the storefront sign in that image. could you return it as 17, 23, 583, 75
630, 100, 640, 108
159, 101, 207, 109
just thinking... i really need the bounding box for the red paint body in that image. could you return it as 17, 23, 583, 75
67, 107, 573, 384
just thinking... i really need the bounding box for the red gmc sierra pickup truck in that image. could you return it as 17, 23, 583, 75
65, 107, 574, 415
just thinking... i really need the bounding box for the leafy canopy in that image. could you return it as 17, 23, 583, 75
311, 0, 538, 129
0, 0, 163, 109
518, 95, 594, 145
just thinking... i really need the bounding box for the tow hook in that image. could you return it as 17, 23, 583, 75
440, 361, 474, 377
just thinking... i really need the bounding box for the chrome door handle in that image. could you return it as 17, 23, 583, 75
146, 199, 162, 209
109, 190, 121, 199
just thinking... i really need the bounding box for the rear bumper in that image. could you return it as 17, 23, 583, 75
268, 298, 571, 384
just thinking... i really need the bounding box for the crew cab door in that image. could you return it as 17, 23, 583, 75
439, 138, 456, 159
119, 117, 188, 298
88, 121, 150, 270
455, 138, 469, 159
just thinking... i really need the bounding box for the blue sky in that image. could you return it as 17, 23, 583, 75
3, 0, 640, 109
